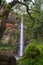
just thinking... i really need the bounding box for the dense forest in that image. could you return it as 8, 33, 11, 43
0, 0, 43, 65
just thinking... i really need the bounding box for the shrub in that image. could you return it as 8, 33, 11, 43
18, 43, 43, 65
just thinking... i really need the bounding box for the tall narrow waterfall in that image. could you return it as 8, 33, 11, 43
19, 15, 24, 56
15, 15, 24, 59
15, 0, 24, 59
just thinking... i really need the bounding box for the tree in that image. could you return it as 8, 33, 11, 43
24, 0, 43, 40
0, 0, 39, 40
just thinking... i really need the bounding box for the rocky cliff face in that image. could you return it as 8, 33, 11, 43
0, 12, 28, 57
1, 23, 19, 44
0, 12, 20, 56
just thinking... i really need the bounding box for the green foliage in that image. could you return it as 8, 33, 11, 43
24, 0, 43, 40
18, 43, 43, 65
0, 42, 17, 51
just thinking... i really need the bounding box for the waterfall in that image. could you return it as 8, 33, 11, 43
15, 15, 24, 59
15, 0, 24, 59
19, 0, 24, 57
19, 15, 24, 56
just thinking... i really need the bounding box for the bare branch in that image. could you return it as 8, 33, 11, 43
27, 6, 35, 27
9, 0, 39, 16
9, 0, 36, 27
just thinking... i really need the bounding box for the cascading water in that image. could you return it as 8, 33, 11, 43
19, 15, 24, 56
19, 0, 24, 57
15, 0, 24, 59
15, 11, 24, 60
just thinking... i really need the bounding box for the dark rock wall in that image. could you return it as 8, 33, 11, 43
0, 54, 16, 65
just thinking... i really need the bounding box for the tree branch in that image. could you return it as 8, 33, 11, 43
9, 0, 36, 27
27, 6, 35, 27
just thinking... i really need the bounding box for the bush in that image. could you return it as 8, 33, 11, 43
18, 43, 43, 65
